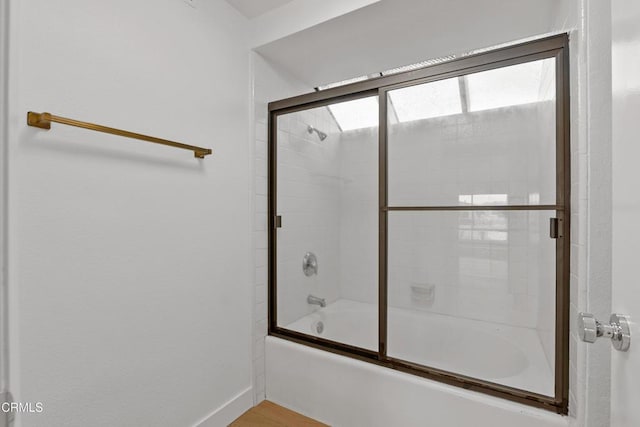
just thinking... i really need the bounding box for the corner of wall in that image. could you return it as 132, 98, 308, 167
566, 0, 613, 425
193, 387, 253, 427
251, 53, 312, 404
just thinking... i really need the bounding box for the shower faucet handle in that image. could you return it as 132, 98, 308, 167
577, 312, 631, 351
303, 252, 318, 276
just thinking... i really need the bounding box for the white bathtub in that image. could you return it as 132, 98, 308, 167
267, 299, 568, 427
285, 299, 553, 395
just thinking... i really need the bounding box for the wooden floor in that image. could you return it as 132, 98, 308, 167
230, 400, 328, 427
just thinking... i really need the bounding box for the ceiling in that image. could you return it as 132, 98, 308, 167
225, 0, 294, 19
255, 0, 559, 88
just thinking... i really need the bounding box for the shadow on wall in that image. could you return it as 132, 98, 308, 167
21, 128, 206, 173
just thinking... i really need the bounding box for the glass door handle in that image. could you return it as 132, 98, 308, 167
578, 313, 631, 351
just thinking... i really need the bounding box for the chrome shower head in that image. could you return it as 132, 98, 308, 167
307, 125, 327, 141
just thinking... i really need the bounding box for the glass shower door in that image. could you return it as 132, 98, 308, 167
273, 96, 379, 351
384, 58, 560, 397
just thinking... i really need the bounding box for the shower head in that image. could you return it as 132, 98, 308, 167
307, 125, 327, 141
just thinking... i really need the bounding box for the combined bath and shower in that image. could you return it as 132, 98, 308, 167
307, 125, 327, 141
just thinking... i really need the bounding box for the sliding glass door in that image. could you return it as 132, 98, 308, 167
384, 58, 559, 397
272, 96, 379, 352
268, 35, 569, 413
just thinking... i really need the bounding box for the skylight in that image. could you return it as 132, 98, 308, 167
318, 57, 554, 131
466, 58, 555, 112
389, 77, 462, 122
328, 96, 379, 131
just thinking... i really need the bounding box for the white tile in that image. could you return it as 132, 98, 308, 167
255, 373, 265, 397
254, 319, 267, 337
256, 121, 267, 142
254, 354, 265, 376
255, 266, 266, 286
255, 302, 267, 321
256, 195, 267, 213
256, 284, 267, 304
254, 231, 267, 249
256, 140, 267, 160
254, 213, 267, 232
255, 175, 267, 196
256, 248, 267, 268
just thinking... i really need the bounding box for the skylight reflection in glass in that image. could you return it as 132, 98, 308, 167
466, 58, 555, 112
321, 57, 555, 131
389, 77, 462, 123
327, 96, 379, 131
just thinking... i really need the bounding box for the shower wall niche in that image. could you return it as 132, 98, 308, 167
268, 35, 569, 413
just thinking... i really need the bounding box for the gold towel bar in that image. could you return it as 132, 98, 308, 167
27, 111, 212, 158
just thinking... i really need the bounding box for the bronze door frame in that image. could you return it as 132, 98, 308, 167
267, 34, 570, 414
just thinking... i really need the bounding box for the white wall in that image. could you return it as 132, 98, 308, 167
6, 1, 253, 426
256, 0, 560, 88
611, 1, 640, 426
250, 0, 381, 48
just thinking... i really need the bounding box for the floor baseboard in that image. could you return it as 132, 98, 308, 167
194, 387, 253, 427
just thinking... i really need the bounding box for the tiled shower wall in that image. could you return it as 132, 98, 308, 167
338, 104, 557, 368
274, 107, 342, 326
337, 128, 379, 305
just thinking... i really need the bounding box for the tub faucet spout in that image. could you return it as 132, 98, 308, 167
307, 294, 326, 307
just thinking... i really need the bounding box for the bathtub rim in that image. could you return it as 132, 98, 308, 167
266, 335, 569, 427
284, 299, 549, 391
270, 326, 564, 414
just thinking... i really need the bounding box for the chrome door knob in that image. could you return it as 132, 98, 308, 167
577, 312, 631, 351
578, 313, 598, 343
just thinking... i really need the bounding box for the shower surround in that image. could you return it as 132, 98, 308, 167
253, 38, 573, 422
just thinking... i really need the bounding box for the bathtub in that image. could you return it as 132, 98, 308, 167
266, 299, 567, 427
